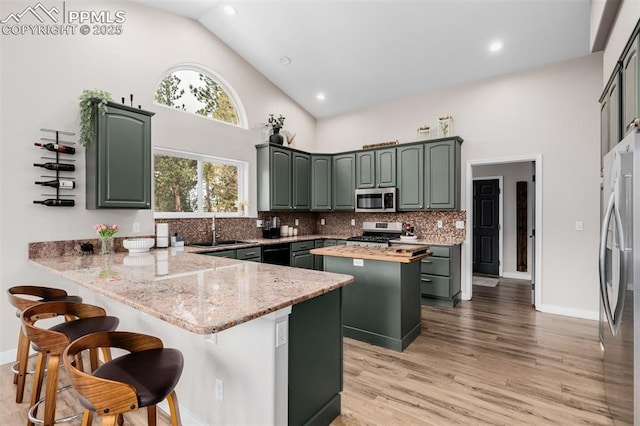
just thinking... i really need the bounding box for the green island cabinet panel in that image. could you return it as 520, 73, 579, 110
419, 245, 461, 308
311, 155, 332, 211
355, 151, 375, 189
332, 154, 355, 210
425, 138, 461, 210
375, 148, 396, 187
623, 35, 638, 135
396, 144, 424, 211
289, 289, 343, 425
292, 152, 311, 210
313, 239, 325, 270
86, 102, 154, 209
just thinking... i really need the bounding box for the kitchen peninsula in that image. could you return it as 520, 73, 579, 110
30, 249, 354, 426
311, 244, 430, 352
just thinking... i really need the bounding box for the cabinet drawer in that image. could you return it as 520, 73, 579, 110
421, 257, 450, 276
429, 246, 451, 258
323, 239, 337, 247
244, 257, 261, 263
205, 250, 236, 259
237, 247, 261, 261
314, 240, 324, 248
291, 241, 315, 252
420, 275, 451, 298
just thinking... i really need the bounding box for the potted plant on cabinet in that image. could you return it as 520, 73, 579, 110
79, 89, 112, 146
266, 113, 286, 144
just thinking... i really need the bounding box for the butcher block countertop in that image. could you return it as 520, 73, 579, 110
311, 244, 431, 263
29, 250, 354, 335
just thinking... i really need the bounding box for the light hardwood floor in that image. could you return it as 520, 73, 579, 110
2, 278, 612, 425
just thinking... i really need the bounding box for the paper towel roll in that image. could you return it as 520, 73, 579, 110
156, 223, 169, 237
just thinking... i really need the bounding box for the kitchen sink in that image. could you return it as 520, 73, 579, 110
188, 240, 253, 248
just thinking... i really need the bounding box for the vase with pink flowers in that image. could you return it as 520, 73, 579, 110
94, 224, 119, 255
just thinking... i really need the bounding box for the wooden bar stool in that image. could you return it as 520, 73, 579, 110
63, 331, 184, 426
7, 285, 82, 403
21, 301, 119, 426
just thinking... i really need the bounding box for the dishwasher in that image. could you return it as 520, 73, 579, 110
262, 243, 290, 266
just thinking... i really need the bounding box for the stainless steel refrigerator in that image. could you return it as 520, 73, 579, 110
600, 129, 639, 425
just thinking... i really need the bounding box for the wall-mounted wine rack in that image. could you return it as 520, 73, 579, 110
33, 128, 77, 207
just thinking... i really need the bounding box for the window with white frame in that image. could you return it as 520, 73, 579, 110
153, 148, 247, 217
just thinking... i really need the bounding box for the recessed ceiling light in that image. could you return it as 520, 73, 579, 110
489, 41, 504, 53
279, 56, 292, 65
316, 93, 326, 101
223, 4, 237, 15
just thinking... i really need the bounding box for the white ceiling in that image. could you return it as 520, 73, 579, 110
132, 0, 592, 118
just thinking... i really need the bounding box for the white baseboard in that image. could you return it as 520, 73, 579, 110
158, 400, 207, 426
502, 272, 532, 280
537, 304, 599, 321
0, 349, 17, 366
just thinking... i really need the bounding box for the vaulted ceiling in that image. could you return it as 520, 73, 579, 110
132, 0, 592, 118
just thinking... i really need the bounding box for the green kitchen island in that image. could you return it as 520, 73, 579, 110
311, 244, 430, 352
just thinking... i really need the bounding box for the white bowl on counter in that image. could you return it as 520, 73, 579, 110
123, 238, 155, 254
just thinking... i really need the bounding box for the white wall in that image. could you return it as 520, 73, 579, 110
0, 0, 314, 354
473, 162, 533, 278
316, 54, 603, 317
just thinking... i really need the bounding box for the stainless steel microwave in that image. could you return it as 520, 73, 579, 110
355, 188, 397, 212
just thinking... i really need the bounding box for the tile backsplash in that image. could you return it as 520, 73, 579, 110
155, 211, 465, 244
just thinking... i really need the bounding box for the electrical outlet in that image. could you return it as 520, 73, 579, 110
276, 321, 287, 347
295, 218, 299, 226
321, 218, 325, 226
215, 379, 224, 401
436, 220, 443, 228
256, 220, 263, 228
455, 221, 465, 229
353, 259, 364, 267
351, 219, 356, 226
132, 222, 141, 233
575, 221, 584, 231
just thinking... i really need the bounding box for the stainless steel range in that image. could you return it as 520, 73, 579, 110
346, 222, 403, 247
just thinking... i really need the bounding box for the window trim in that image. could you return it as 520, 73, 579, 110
153, 147, 248, 219
154, 63, 248, 129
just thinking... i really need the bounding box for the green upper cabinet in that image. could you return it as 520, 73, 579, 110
397, 144, 424, 211
375, 148, 396, 187
608, 73, 622, 152
86, 102, 154, 209
600, 63, 622, 169
425, 138, 461, 210
292, 152, 311, 210
256, 144, 310, 211
356, 148, 396, 189
332, 153, 355, 210
600, 94, 609, 171
355, 151, 375, 189
623, 36, 638, 135
311, 155, 332, 211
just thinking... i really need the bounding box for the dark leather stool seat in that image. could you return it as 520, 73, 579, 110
22, 301, 119, 426
7, 285, 83, 403
64, 331, 184, 426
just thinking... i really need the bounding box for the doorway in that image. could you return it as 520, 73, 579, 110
464, 155, 542, 309
473, 178, 502, 276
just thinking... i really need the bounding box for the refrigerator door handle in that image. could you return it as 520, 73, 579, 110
599, 191, 628, 337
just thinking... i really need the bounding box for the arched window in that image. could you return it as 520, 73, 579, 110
154, 66, 246, 128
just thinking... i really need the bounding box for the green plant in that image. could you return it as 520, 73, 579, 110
79, 89, 112, 146
266, 113, 285, 129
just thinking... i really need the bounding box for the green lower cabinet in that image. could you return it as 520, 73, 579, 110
420, 245, 461, 307
289, 289, 343, 425
313, 240, 325, 270
237, 247, 261, 262
291, 251, 313, 269
323, 256, 421, 352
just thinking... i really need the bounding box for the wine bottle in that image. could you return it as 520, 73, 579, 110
33, 199, 75, 207
34, 142, 75, 155
33, 162, 75, 172
34, 179, 75, 189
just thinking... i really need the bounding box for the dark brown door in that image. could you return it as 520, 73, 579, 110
473, 179, 500, 275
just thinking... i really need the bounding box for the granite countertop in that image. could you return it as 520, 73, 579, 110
29, 250, 354, 335
310, 244, 431, 263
